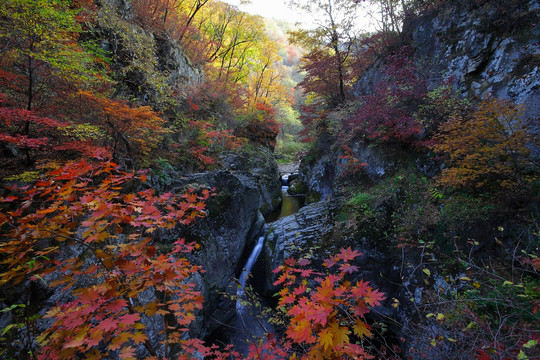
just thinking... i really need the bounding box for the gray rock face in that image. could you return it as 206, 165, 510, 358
309, 0, 539, 198
219, 146, 282, 215
100, 0, 202, 100
354, 1, 539, 120
301, 154, 336, 201
409, 0, 539, 118
150, 147, 280, 339
262, 200, 335, 294
300, 140, 407, 201
162, 169, 268, 339
155, 35, 203, 86
353, 0, 540, 117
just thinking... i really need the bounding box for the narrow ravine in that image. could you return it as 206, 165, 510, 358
226, 165, 303, 354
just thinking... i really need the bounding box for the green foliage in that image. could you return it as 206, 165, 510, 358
415, 81, 470, 138
61, 123, 104, 141
423, 245, 540, 359
95, 2, 172, 108
4, 171, 41, 183
288, 181, 307, 196
149, 157, 175, 185
347, 192, 375, 217
275, 135, 308, 162
0, 0, 96, 82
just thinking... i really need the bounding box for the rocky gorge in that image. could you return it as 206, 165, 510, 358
0, 0, 538, 358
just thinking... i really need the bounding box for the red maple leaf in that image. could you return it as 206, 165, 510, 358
297, 258, 311, 266
96, 317, 118, 332
364, 288, 385, 307
339, 263, 359, 274
118, 313, 140, 325
335, 247, 361, 262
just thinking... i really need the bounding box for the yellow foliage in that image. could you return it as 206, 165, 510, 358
432, 97, 538, 193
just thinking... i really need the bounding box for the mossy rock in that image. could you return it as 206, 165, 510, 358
260, 196, 282, 215
306, 190, 321, 204
207, 189, 232, 215
288, 180, 307, 195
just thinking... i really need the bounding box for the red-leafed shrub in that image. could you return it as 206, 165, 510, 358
338, 145, 368, 178
170, 119, 244, 171
236, 102, 280, 150
298, 103, 329, 144
346, 47, 427, 145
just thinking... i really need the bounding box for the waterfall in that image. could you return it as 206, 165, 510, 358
224, 170, 302, 353
236, 233, 265, 312
281, 173, 289, 187
231, 231, 270, 355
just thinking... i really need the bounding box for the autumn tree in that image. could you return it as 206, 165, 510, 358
182, 0, 238, 66
131, 0, 211, 42
0, 0, 96, 112
75, 90, 167, 164
0, 0, 102, 166
288, 0, 360, 106
346, 47, 428, 144
169, 117, 244, 171
357, 0, 443, 35
0, 91, 71, 176
0, 153, 212, 359
432, 97, 539, 194
236, 102, 280, 150
245, 41, 289, 107
272, 247, 385, 359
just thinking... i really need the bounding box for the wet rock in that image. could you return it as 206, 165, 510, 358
219, 145, 281, 215
164, 169, 267, 339
143, 146, 280, 339
262, 200, 335, 294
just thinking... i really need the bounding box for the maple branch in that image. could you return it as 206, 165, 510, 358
38, 228, 112, 271
124, 295, 159, 358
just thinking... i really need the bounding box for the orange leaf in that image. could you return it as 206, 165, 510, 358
130, 331, 148, 345
353, 320, 371, 338
319, 328, 334, 350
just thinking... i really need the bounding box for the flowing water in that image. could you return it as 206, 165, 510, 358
229, 172, 302, 353
236, 234, 265, 312
265, 173, 302, 223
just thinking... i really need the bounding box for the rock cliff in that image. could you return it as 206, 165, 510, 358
151, 145, 281, 339
407, 0, 539, 119
305, 0, 539, 198
97, 0, 202, 105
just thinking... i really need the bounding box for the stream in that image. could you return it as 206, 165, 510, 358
218, 170, 302, 354
264, 173, 302, 223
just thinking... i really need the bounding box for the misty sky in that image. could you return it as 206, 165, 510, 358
222, 0, 377, 31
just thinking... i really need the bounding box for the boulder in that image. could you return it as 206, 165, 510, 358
219, 145, 282, 216
262, 200, 335, 295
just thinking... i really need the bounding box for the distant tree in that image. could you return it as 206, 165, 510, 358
288, 0, 360, 107
131, 0, 211, 41
236, 102, 280, 150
